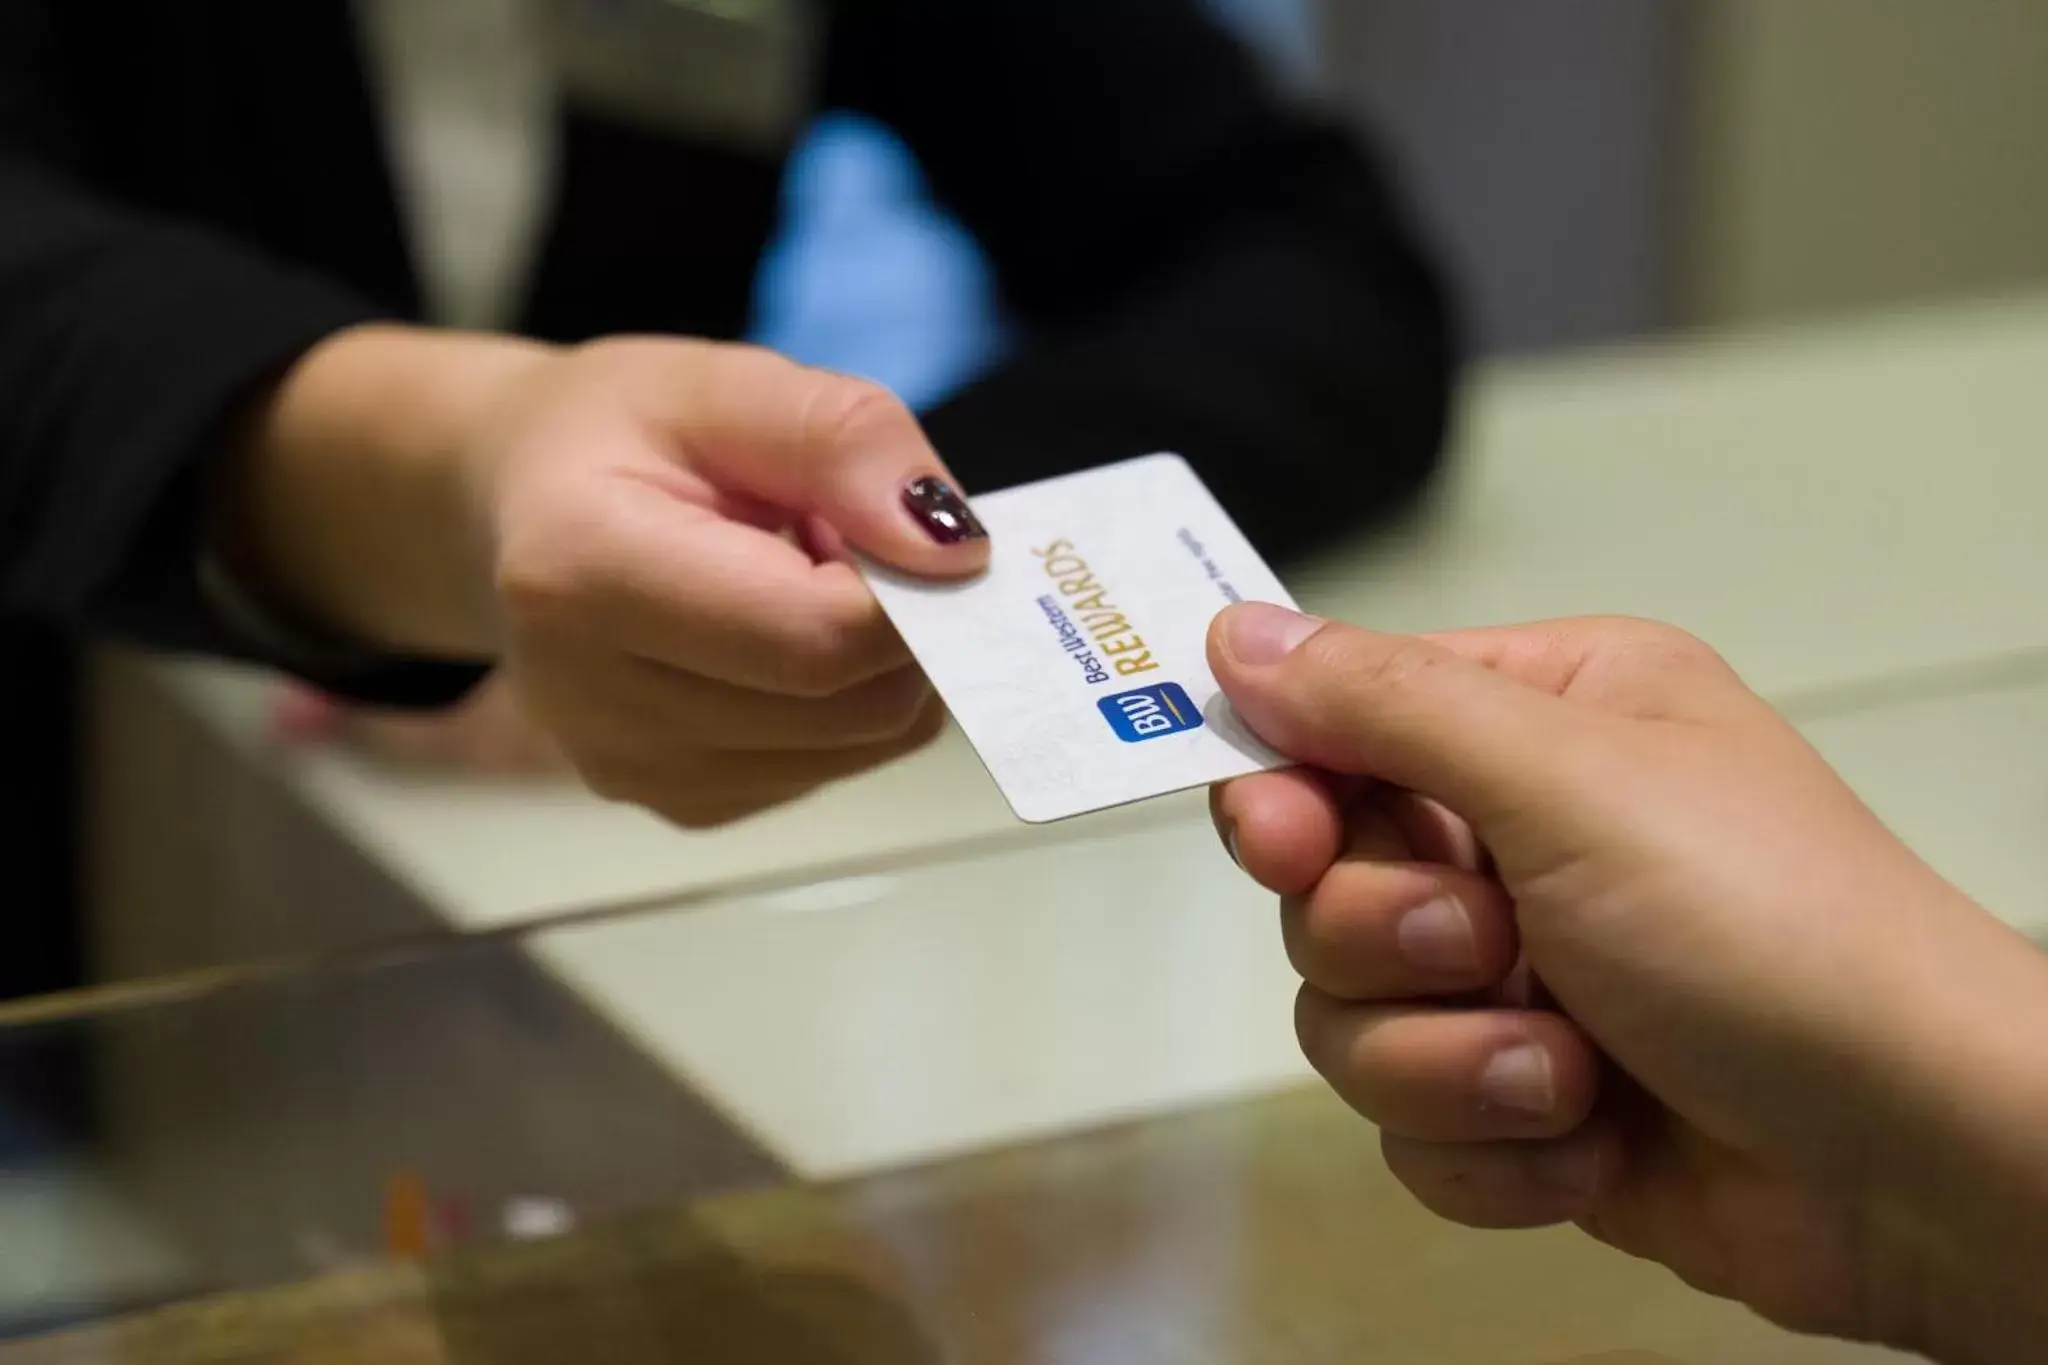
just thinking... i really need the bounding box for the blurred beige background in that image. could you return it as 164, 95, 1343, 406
1323, 0, 2048, 348
1687, 2, 2048, 326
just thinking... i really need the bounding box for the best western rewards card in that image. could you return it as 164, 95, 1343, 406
861, 453, 1299, 824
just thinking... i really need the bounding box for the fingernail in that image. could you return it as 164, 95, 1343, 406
1223, 603, 1322, 666
1395, 896, 1478, 973
1479, 1043, 1554, 1119
1531, 1140, 1604, 1200
903, 476, 986, 545
1225, 823, 1245, 870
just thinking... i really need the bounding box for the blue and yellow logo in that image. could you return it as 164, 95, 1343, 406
1099, 683, 1205, 743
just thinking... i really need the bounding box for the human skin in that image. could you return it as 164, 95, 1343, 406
1210, 604, 2048, 1364
228, 324, 988, 824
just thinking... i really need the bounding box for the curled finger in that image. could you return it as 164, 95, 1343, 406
1283, 857, 1519, 1001
1295, 987, 1601, 1142
1380, 1123, 1619, 1230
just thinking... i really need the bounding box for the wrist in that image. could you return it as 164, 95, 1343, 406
1851, 898, 2048, 1362
223, 324, 554, 659
1891, 1246, 2048, 1365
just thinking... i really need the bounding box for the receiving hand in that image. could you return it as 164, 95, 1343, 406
1211, 606, 2048, 1361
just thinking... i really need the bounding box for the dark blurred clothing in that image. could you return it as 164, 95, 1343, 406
2, 0, 1455, 687
0, 1, 1457, 1001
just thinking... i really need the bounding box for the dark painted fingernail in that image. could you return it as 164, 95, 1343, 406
903, 476, 986, 545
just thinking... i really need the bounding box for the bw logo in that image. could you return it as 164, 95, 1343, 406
1099, 683, 1204, 743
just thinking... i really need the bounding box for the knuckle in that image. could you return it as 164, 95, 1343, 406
1379, 1131, 1431, 1182
1278, 895, 1321, 982
772, 605, 891, 698
801, 376, 914, 452
567, 336, 634, 369
1593, 616, 1725, 671
1281, 882, 1333, 949
570, 334, 679, 374
861, 695, 946, 759
1341, 636, 1456, 700
860, 673, 936, 739
576, 760, 644, 808
1380, 1135, 1462, 1216
496, 558, 580, 628
658, 796, 754, 831
587, 759, 759, 830
772, 626, 867, 698
495, 525, 610, 631
1293, 983, 1336, 1069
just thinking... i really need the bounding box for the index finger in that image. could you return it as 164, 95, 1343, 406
1213, 768, 1347, 896
620, 341, 991, 581
559, 495, 911, 696
1419, 617, 1749, 722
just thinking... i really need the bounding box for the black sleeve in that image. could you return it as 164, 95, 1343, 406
0, 21, 479, 704
823, 1, 1459, 564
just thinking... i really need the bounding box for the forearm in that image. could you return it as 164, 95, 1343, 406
224, 324, 553, 660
